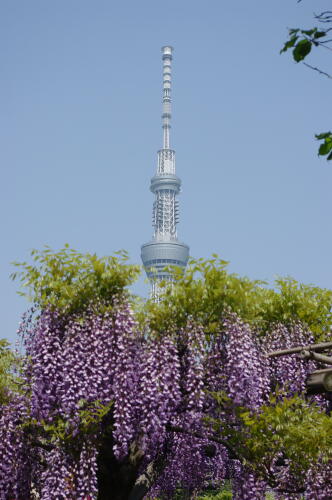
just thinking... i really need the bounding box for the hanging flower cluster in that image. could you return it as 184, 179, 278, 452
138, 334, 181, 460
222, 314, 269, 409
1, 301, 141, 498
306, 461, 332, 499
0, 302, 331, 499
0, 396, 32, 499
231, 461, 266, 500
262, 322, 315, 396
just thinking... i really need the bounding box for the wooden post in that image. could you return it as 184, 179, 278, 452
306, 368, 332, 394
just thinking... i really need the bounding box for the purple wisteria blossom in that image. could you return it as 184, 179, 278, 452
0, 306, 331, 499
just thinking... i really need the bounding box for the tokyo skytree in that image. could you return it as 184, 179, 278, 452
141, 46, 189, 298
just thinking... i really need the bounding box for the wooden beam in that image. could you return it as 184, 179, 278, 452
300, 350, 332, 365
306, 368, 332, 394
266, 341, 332, 358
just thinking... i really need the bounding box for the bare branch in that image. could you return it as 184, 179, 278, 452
318, 42, 332, 52
320, 38, 332, 44
303, 62, 332, 79
315, 11, 332, 24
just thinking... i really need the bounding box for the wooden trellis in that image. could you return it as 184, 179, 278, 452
266, 341, 332, 394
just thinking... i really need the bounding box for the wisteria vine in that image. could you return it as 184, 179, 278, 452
0, 301, 331, 499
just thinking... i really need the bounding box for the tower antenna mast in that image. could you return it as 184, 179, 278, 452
141, 46, 189, 299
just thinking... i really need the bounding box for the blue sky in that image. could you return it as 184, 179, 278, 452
1, 0, 332, 345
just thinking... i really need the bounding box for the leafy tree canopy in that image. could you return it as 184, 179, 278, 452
280, 7, 332, 160
11, 247, 332, 340
11, 245, 140, 317
144, 256, 332, 341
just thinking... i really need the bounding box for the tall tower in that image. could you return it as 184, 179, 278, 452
141, 46, 189, 298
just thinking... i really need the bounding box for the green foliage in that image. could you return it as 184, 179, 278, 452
11, 248, 332, 340
169, 485, 275, 499
239, 396, 332, 475
316, 132, 332, 160
262, 276, 332, 341
280, 20, 331, 161
142, 258, 332, 341
167, 483, 232, 500
177, 483, 275, 499
280, 28, 327, 62
210, 392, 332, 485
11, 245, 141, 316
198, 482, 232, 499
0, 339, 21, 405
24, 400, 113, 444
141, 256, 266, 335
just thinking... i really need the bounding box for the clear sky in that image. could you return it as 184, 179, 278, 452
1, 0, 331, 346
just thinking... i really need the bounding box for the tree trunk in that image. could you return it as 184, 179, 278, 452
97, 434, 149, 500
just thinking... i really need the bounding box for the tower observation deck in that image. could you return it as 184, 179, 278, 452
141, 46, 189, 298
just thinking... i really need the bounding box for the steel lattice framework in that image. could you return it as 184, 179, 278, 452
141, 46, 189, 299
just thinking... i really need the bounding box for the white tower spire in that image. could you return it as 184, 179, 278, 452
141, 46, 189, 299
162, 45, 172, 150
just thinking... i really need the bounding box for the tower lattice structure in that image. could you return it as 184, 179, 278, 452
141, 46, 189, 299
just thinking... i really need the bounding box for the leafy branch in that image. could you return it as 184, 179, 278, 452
315, 131, 332, 160
23, 399, 113, 448
280, 27, 330, 63
209, 391, 332, 493
142, 257, 332, 341
280, 10, 332, 161
11, 245, 141, 316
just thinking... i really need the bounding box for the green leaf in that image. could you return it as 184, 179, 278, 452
293, 39, 312, 62
301, 29, 316, 37
316, 133, 332, 159
314, 31, 327, 39
318, 140, 332, 156
280, 36, 299, 54
315, 132, 332, 140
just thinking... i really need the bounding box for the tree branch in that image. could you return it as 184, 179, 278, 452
318, 42, 332, 52
128, 462, 155, 500
166, 423, 240, 460
303, 62, 332, 79
315, 11, 332, 24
